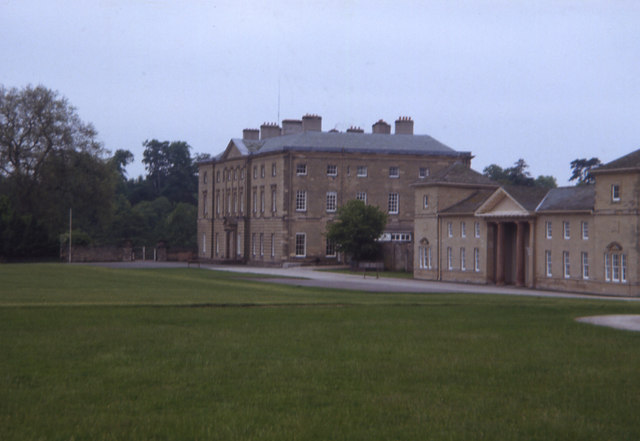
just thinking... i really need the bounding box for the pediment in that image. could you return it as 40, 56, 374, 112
475, 188, 529, 217
220, 140, 247, 161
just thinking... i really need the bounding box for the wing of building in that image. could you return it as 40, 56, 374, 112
197, 115, 471, 270
414, 149, 640, 296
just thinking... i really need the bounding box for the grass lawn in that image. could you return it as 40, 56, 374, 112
2, 264, 640, 440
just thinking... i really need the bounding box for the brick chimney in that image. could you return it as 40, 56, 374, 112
260, 122, 281, 139
395, 116, 414, 135
243, 128, 259, 140
372, 119, 391, 134
346, 126, 364, 133
282, 119, 303, 135
302, 114, 322, 132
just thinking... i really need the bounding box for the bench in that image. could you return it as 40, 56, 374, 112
358, 261, 384, 278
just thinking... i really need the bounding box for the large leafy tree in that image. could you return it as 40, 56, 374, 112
569, 157, 601, 185
325, 199, 388, 263
483, 159, 557, 188
142, 139, 196, 204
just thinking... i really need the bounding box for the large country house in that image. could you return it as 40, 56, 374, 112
197, 115, 470, 269
197, 114, 639, 296
413, 150, 640, 296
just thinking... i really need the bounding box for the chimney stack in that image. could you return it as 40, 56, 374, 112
395, 116, 414, 135
243, 128, 259, 140
302, 114, 322, 132
346, 126, 364, 133
282, 119, 303, 135
260, 122, 281, 139
372, 119, 391, 134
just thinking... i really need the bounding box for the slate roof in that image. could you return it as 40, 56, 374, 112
230, 131, 467, 157
441, 190, 495, 214
502, 185, 550, 212
536, 186, 595, 212
417, 162, 498, 187
593, 148, 640, 172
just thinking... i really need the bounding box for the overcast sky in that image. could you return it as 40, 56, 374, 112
2, 0, 639, 184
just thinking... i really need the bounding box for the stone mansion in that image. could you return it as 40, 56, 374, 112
197, 114, 640, 296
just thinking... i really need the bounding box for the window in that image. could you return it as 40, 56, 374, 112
327, 165, 337, 176
296, 190, 307, 211
260, 165, 265, 178
252, 188, 257, 213
356, 192, 367, 204
474, 248, 480, 272
260, 188, 265, 213
216, 171, 220, 182
202, 192, 208, 216
272, 163, 277, 176
239, 187, 244, 213
202, 233, 206, 254
419, 167, 429, 178
233, 169, 237, 180
203, 171, 208, 184
357, 166, 367, 177
389, 166, 399, 178
251, 233, 256, 256
563, 221, 570, 239
460, 248, 466, 271
604, 253, 611, 281
227, 191, 231, 214
447, 247, 453, 270
295, 233, 306, 257
232, 190, 237, 213
581, 221, 589, 240
296, 163, 307, 175
326, 239, 336, 257
326, 192, 337, 212
419, 246, 432, 269
622, 255, 627, 282
388, 193, 399, 214
563, 251, 570, 279
423, 194, 429, 208
390, 233, 412, 241
612, 184, 620, 202
447, 222, 453, 238
253, 166, 257, 179
612, 254, 620, 282
545, 221, 552, 239
237, 233, 242, 258
216, 191, 220, 215
581, 252, 589, 279
271, 187, 277, 212
271, 234, 275, 257
474, 222, 480, 238
240, 168, 245, 180
215, 233, 219, 255
545, 250, 552, 277
461, 222, 466, 238
260, 233, 264, 256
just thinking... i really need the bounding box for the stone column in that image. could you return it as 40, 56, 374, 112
496, 222, 505, 285
515, 221, 526, 286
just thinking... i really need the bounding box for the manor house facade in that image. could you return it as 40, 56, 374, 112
413, 150, 640, 296
197, 115, 470, 268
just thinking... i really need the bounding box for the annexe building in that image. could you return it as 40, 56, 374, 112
197, 115, 471, 267
414, 149, 640, 296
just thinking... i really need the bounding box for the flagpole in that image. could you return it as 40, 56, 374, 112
68, 208, 72, 264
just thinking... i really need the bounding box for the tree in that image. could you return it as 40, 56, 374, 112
325, 199, 388, 263
569, 157, 601, 185
483, 159, 556, 188
142, 139, 197, 204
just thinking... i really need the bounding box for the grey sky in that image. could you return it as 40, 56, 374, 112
2, 0, 639, 184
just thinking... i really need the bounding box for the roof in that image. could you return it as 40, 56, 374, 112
441, 190, 495, 214
228, 131, 468, 158
536, 185, 595, 212
593, 148, 640, 173
502, 185, 550, 212
416, 162, 498, 187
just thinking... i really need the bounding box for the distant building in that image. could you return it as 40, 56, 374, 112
197, 115, 470, 268
414, 149, 640, 296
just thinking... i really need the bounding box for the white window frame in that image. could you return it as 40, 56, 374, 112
202, 233, 206, 254
252, 233, 256, 256
423, 194, 429, 208
461, 222, 466, 238
447, 222, 453, 238
326, 191, 337, 212
260, 233, 264, 256
447, 247, 453, 270
545, 250, 552, 277
612, 184, 620, 202
474, 247, 480, 272
563, 251, 570, 279
622, 254, 627, 283
419, 167, 429, 178
563, 221, 570, 240
474, 222, 480, 238
271, 187, 277, 212
581, 221, 589, 240
612, 253, 620, 282
389, 166, 399, 178
388, 193, 399, 214
260, 188, 265, 213
296, 163, 307, 176
545, 221, 552, 239
581, 252, 589, 279
296, 190, 307, 212
604, 253, 611, 281
327, 164, 337, 176
272, 163, 277, 177
356, 192, 367, 204
357, 166, 367, 177
460, 248, 466, 271
295, 233, 306, 257
326, 239, 336, 257
270, 234, 275, 258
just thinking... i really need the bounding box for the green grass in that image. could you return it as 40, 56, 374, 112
2, 264, 640, 440
319, 267, 415, 279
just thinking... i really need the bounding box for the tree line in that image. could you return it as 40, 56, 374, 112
0, 84, 206, 260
